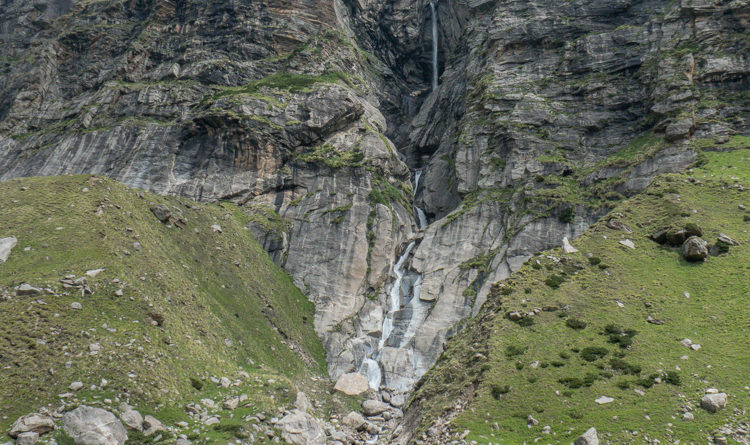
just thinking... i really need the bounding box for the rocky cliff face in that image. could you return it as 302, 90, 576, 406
0, 0, 748, 401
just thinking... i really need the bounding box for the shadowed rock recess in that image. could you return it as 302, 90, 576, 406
1, 0, 748, 404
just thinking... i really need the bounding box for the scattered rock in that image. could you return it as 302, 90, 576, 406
507, 311, 526, 321
682, 412, 694, 421
71, 302, 83, 310
15, 284, 42, 296
9, 413, 55, 437
574, 427, 599, 445
69, 381, 84, 392
204, 417, 220, 426
717, 233, 739, 246
682, 236, 709, 262
150, 205, 172, 223
342, 412, 366, 430
142, 415, 163, 436
85, 269, 105, 277
119, 409, 143, 432
294, 391, 311, 413
362, 400, 389, 416
333, 373, 369, 396
701, 393, 728, 413
0, 236, 17, 263
222, 398, 239, 411
62, 406, 127, 445
606, 219, 633, 233
646, 316, 665, 325
562, 237, 578, 253
211, 224, 223, 233
527, 415, 539, 426
276, 410, 326, 445
619, 239, 636, 249
219, 377, 231, 388
16, 432, 39, 445
595, 396, 614, 405
389, 393, 406, 408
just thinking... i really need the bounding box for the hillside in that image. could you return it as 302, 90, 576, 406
404, 147, 750, 444
0, 175, 341, 444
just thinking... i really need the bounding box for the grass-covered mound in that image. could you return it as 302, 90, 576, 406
408, 149, 750, 444
0, 175, 336, 443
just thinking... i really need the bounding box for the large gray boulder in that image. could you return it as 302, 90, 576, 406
62, 406, 127, 445
15, 432, 39, 445
682, 236, 709, 262
276, 410, 326, 445
362, 399, 389, 416
701, 393, 728, 413
574, 427, 599, 445
333, 373, 369, 396
9, 413, 55, 437
0, 237, 17, 263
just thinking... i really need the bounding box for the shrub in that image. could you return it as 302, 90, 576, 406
190, 378, 204, 391
568, 410, 584, 419
491, 384, 511, 399
744, 215, 750, 222
527, 376, 538, 384
559, 377, 583, 389
598, 263, 610, 270
636, 378, 655, 388
566, 318, 587, 330
545, 274, 566, 289
505, 344, 528, 358
665, 371, 682, 386
515, 361, 525, 370
559, 351, 571, 359
616, 380, 631, 390
518, 317, 535, 327
559, 207, 576, 223
588, 257, 602, 266
551, 360, 566, 368
580, 346, 609, 362
540, 362, 549, 368
609, 358, 641, 375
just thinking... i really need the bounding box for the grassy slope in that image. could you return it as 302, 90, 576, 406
0, 175, 337, 443
410, 149, 750, 444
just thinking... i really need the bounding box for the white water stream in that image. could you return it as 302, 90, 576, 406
430, 1, 439, 91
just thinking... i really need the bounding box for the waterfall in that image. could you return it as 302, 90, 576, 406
414, 169, 428, 229
379, 241, 416, 350
430, 1, 439, 91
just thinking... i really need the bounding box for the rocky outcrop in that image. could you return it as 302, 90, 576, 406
0, 0, 748, 396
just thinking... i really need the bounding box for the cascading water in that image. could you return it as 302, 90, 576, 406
414, 169, 428, 229
430, 1, 439, 91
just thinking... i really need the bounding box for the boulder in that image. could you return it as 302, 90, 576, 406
342, 412, 366, 430
619, 239, 635, 249
9, 413, 55, 437
149, 205, 172, 223
717, 233, 739, 246
334, 373, 369, 396
222, 398, 239, 410
362, 399, 389, 416
62, 406, 127, 445
682, 236, 709, 262
15, 284, 41, 296
574, 427, 599, 445
562, 237, 578, 253
606, 219, 633, 233
294, 391, 311, 413
0, 236, 17, 263
701, 393, 728, 413
16, 432, 39, 445
276, 410, 326, 445
142, 415, 163, 436
594, 396, 614, 405
119, 409, 143, 432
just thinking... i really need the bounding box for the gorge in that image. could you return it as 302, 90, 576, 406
0, 0, 749, 443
